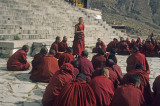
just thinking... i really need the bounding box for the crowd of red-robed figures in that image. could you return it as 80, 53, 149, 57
6, 35, 160, 106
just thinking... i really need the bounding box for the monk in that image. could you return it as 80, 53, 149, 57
7, 45, 30, 71
30, 48, 60, 83
58, 47, 75, 67
92, 48, 106, 70
92, 38, 106, 53
129, 39, 136, 50
141, 40, 154, 56
58, 36, 68, 52
126, 38, 131, 46
89, 68, 115, 106
71, 60, 79, 78
77, 50, 94, 82
136, 37, 142, 46
53, 73, 96, 106
126, 46, 150, 74
105, 59, 123, 89
72, 17, 85, 57
42, 63, 74, 106
111, 75, 146, 106
117, 40, 130, 54
122, 63, 152, 105
106, 38, 119, 52
104, 48, 117, 64
30, 47, 48, 74
152, 75, 160, 106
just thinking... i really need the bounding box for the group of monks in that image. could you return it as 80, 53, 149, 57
5, 17, 160, 106
93, 34, 160, 57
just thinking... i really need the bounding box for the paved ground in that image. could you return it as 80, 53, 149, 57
0, 52, 160, 106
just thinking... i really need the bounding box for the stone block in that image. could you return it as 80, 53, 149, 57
0, 42, 14, 58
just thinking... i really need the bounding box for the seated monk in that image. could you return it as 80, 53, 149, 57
50, 36, 62, 58
53, 73, 96, 106
122, 63, 152, 105
117, 40, 130, 55
129, 39, 136, 50
58, 36, 68, 52
152, 75, 160, 106
89, 68, 115, 106
126, 46, 150, 74
104, 48, 117, 64
42, 63, 74, 106
7, 45, 30, 71
92, 48, 106, 70
92, 38, 106, 53
77, 50, 94, 82
105, 59, 123, 89
126, 38, 131, 46
136, 37, 142, 47
106, 38, 119, 52
141, 40, 155, 56
58, 47, 75, 67
71, 60, 79, 78
111, 75, 146, 106
30, 48, 60, 83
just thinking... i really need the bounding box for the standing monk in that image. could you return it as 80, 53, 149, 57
73, 17, 85, 57
7, 45, 30, 71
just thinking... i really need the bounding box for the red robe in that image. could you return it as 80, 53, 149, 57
77, 56, 94, 82
118, 42, 130, 52
92, 41, 106, 53
7, 49, 30, 71
53, 79, 96, 106
73, 23, 85, 56
141, 43, 155, 56
104, 53, 117, 64
58, 52, 75, 67
30, 55, 60, 83
42, 63, 74, 106
50, 41, 59, 52
89, 76, 115, 106
58, 40, 68, 52
73, 68, 79, 78
91, 54, 106, 70
126, 51, 150, 74
153, 75, 160, 94
152, 91, 160, 106
129, 40, 137, 50
122, 69, 151, 104
106, 41, 118, 52
111, 84, 146, 106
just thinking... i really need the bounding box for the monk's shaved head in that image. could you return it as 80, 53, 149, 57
128, 75, 141, 88
99, 68, 109, 78
98, 48, 104, 55
71, 60, 78, 68
40, 47, 48, 55
77, 73, 86, 81
81, 50, 88, 57
106, 59, 115, 67
22, 45, 29, 52
67, 47, 73, 53
49, 49, 56, 55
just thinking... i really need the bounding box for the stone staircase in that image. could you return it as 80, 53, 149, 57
0, 0, 127, 46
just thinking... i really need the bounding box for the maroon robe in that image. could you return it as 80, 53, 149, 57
106, 41, 118, 52
7, 49, 30, 71
141, 43, 155, 56
73, 23, 85, 56
50, 41, 59, 52
58, 40, 68, 52
104, 53, 117, 64
91, 54, 106, 70
152, 91, 160, 106
111, 84, 146, 106
77, 56, 94, 82
92, 41, 106, 53
122, 69, 151, 104
53, 79, 96, 106
42, 63, 74, 106
129, 39, 137, 50
89, 76, 115, 106
118, 42, 130, 52
58, 52, 75, 67
126, 51, 150, 74
73, 68, 79, 78
30, 55, 60, 83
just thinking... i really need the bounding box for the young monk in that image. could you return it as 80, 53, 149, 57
77, 50, 94, 82
7, 45, 30, 71
53, 73, 96, 106
42, 63, 74, 106
126, 46, 150, 74
106, 38, 119, 52
152, 75, 160, 106
92, 38, 106, 53
72, 17, 85, 57
58, 36, 68, 52
117, 40, 130, 53
92, 48, 106, 70
111, 75, 146, 106
30, 48, 60, 83
58, 47, 75, 67
89, 68, 115, 106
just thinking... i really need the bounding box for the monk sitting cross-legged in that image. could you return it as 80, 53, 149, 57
58, 47, 75, 67
77, 50, 94, 82
89, 68, 115, 106
53, 73, 96, 106
58, 36, 68, 52
30, 48, 60, 83
92, 48, 106, 70
7, 45, 30, 71
106, 38, 119, 52
42, 63, 74, 106
111, 75, 146, 106
92, 38, 106, 53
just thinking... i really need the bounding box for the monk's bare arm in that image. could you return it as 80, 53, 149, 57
75, 25, 83, 33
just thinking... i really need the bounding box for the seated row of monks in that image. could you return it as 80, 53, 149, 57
93, 36, 160, 57
6, 44, 160, 106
